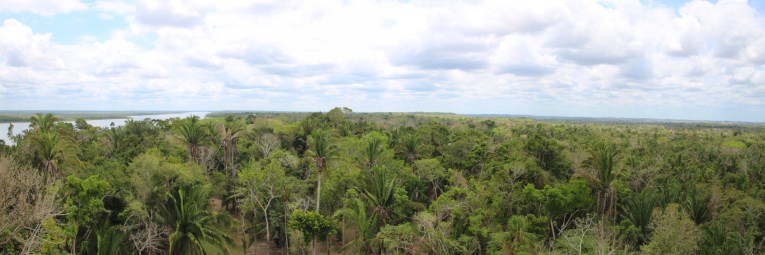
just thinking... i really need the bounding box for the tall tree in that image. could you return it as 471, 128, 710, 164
363, 135, 385, 169
641, 204, 702, 254
234, 161, 295, 249
218, 123, 244, 177
400, 133, 423, 169
306, 130, 337, 213
576, 142, 619, 220
174, 116, 209, 163
334, 196, 376, 254
257, 133, 280, 159
34, 132, 76, 177
360, 167, 398, 226
104, 126, 124, 157
29, 113, 58, 133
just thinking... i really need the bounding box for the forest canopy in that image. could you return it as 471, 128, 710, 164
1, 108, 764, 255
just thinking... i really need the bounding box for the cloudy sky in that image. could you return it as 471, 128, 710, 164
0, 0, 764, 121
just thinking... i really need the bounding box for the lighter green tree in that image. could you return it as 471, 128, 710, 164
641, 203, 702, 255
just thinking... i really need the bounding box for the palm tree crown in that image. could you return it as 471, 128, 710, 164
218, 123, 244, 177
364, 136, 385, 169
29, 113, 58, 133
34, 132, 75, 177
306, 130, 338, 213
174, 116, 209, 163
162, 184, 232, 255
577, 142, 619, 219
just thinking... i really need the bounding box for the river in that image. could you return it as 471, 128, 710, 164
0, 112, 209, 145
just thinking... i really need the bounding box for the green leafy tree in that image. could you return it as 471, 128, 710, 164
641, 203, 702, 255
290, 210, 337, 255
235, 160, 296, 245
65, 175, 111, 254
525, 132, 571, 179
489, 215, 539, 255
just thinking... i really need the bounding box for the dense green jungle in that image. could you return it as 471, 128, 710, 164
1, 108, 764, 255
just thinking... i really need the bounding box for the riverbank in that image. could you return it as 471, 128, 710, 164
0, 112, 209, 144
0, 111, 187, 123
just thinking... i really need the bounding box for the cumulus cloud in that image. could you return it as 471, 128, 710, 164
0, 0, 85, 16
1, 0, 765, 121
135, 0, 204, 28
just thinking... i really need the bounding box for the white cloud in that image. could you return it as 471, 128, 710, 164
1, 0, 765, 121
0, 0, 85, 15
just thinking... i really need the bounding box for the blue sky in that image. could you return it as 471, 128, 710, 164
1, 0, 764, 122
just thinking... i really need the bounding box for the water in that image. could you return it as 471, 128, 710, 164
0, 112, 209, 145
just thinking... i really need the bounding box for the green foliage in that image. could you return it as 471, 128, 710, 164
128, 150, 206, 211
577, 142, 620, 219
289, 210, 337, 243
94, 225, 126, 255
700, 221, 752, 255
30, 112, 59, 133
38, 217, 69, 254
4, 110, 765, 254
620, 188, 657, 244
173, 116, 209, 162
684, 185, 712, 224
722, 140, 746, 149
162, 184, 233, 255
34, 132, 78, 177
641, 203, 702, 255
488, 215, 540, 255
65, 175, 111, 228
525, 130, 571, 179
359, 167, 399, 225
363, 131, 387, 168
334, 192, 377, 253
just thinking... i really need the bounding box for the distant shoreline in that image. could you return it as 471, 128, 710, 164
0, 111, 185, 123
1, 110, 762, 126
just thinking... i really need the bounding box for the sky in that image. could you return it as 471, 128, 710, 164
0, 0, 764, 122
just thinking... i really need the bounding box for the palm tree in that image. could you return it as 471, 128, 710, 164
104, 126, 124, 157
684, 186, 711, 225
306, 130, 337, 213
162, 184, 233, 255
29, 113, 58, 133
95, 225, 127, 255
218, 123, 244, 177
174, 116, 209, 163
400, 133, 423, 168
576, 142, 619, 220
364, 136, 385, 169
621, 188, 657, 244
334, 198, 377, 254
360, 167, 398, 226
34, 132, 75, 177
386, 128, 402, 149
